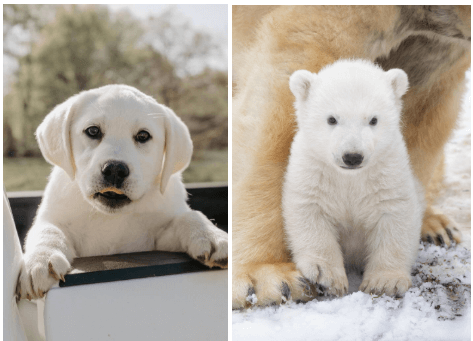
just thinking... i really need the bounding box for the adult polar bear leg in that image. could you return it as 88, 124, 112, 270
421, 155, 461, 246
233, 169, 311, 308
232, 84, 313, 309
400, 63, 469, 247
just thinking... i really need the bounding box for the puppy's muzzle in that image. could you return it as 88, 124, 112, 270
101, 161, 130, 188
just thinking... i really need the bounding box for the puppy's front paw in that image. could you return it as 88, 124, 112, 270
360, 271, 411, 296
298, 260, 348, 297
190, 229, 228, 269
17, 251, 70, 300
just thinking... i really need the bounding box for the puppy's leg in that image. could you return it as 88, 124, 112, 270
156, 210, 228, 268
18, 222, 75, 300
360, 215, 418, 296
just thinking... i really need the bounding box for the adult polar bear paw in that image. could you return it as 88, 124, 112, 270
232, 262, 313, 309
360, 271, 411, 296
421, 208, 462, 247
17, 251, 70, 300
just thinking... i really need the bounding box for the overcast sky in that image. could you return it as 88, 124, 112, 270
108, 4, 228, 37
108, 4, 228, 73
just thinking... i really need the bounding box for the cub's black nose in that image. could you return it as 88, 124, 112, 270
101, 161, 130, 188
342, 153, 364, 167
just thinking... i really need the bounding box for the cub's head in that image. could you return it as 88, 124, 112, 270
289, 59, 409, 172
35, 85, 192, 214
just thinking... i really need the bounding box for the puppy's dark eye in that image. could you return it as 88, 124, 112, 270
85, 126, 102, 139
327, 116, 337, 125
135, 130, 151, 143
370, 117, 378, 126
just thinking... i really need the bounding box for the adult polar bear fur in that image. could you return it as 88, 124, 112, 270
282, 60, 424, 296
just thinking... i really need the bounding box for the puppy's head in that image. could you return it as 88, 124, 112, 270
289, 59, 408, 172
35, 85, 192, 214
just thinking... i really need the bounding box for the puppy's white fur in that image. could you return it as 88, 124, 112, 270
19, 85, 228, 299
283, 60, 423, 297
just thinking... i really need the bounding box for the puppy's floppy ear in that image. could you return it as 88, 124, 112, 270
35, 95, 79, 180
289, 70, 315, 102
160, 107, 193, 195
386, 68, 409, 98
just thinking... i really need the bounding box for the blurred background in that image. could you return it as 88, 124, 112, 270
3, 4, 228, 191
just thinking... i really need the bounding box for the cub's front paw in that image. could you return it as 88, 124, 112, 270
17, 251, 70, 300
298, 260, 348, 297
189, 229, 228, 269
360, 271, 411, 296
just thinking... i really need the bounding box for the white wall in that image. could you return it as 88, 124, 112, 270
44, 270, 228, 340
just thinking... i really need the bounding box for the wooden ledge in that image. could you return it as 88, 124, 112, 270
60, 250, 221, 288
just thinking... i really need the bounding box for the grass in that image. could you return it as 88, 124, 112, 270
3, 157, 53, 191
3, 149, 228, 192
182, 149, 228, 184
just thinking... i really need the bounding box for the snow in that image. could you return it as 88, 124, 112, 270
232, 70, 471, 340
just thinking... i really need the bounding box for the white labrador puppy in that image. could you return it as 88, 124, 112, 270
17, 85, 228, 300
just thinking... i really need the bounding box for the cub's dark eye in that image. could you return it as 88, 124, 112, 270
135, 130, 151, 143
327, 116, 337, 125
85, 126, 102, 139
370, 117, 378, 126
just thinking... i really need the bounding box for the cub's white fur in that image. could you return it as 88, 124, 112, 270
283, 60, 423, 297
18, 85, 228, 299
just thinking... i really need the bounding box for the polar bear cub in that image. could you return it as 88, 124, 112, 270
283, 59, 424, 297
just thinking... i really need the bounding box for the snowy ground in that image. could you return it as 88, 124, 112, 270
232, 70, 471, 341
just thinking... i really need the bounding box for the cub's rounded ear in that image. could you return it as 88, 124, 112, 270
159, 107, 193, 195
289, 70, 315, 102
386, 68, 409, 98
35, 95, 79, 180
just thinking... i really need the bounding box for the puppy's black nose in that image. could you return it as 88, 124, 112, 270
342, 153, 364, 167
101, 161, 130, 188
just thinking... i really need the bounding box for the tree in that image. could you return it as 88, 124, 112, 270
3, 5, 227, 157
4, 5, 57, 155
177, 69, 228, 152
145, 7, 223, 77
3, 4, 56, 59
